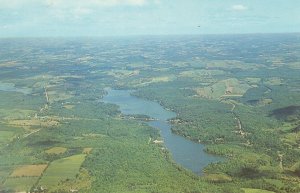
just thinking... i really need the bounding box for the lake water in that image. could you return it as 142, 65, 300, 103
102, 88, 223, 175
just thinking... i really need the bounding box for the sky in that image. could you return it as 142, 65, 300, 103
0, 0, 299, 37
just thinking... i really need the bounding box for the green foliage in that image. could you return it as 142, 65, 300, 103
1, 35, 300, 192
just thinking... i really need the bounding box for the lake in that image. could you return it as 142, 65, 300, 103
102, 88, 223, 175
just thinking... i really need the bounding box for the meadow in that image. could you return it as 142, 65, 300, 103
38, 154, 86, 190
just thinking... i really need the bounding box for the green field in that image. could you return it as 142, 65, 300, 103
0, 131, 15, 143
38, 154, 86, 188
3, 177, 39, 192
0, 124, 23, 145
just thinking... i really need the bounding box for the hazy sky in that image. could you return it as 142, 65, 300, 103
0, 0, 299, 37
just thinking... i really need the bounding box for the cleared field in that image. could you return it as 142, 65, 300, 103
10, 164, 48, 177
180, 69, 225, 77
45, 147, 67, 154
242, 188, 275, 193
0, 166, 12, 184
264, 77, 283, 86
135, 76, 176, 86
0, 125, 24, 144
82, 133, 105, 138
38, 154, 86, 188
47, 168, 92, 192
0, 131, 15, 143
47, 89, 74, 103
107, 69, 140, 78
0, 108, 35, 120
195, 78, 251, 99
204, 173, 232, 183
205, 60, 260, 70
4, 177, 39, 192
8, 119, 59, 127
82, 148, 93, 154
63, 104, 75, 109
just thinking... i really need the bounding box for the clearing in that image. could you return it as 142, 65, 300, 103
10, 164, 48, 177
45, 147, 67, 154
38, 154, 86, 188
242, 188, 275, 193
4, 177, 39, 192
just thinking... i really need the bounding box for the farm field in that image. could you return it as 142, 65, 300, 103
242, 188, 276, 193
38, 154, 86, 188
3, 177, 39, 192
45, 147, 67, 154
10, 164, 47, 177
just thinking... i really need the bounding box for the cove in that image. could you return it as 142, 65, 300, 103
102, 88, 223, 175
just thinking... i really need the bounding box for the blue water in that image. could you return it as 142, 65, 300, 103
102, 88, 223, 175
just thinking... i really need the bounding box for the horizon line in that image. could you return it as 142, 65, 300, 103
1, 32, 300, 39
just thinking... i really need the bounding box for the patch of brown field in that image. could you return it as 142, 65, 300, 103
45, 147, 67, 154
138, 76, 175, 86
82, 148, 93, 154
194, 87, 213, 99
265, 77, 283, 86
223, 78, 250, 95
63, 104, 75, 109
261, 98, 273, 105
82, 133, 105, 138
8, 119, 59, 127
107, 69, 140, 78
10, 165, 48, 177
226, 86, 234, 93
204, 173, 232, 183
221, 94, 243, 97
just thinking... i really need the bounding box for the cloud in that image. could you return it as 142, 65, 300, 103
73, 7, 92, 16
45, 0, 148, 8
92, 0, 147, 6
70, 7, 93, 19
231, 4, 248, 11
0, 0, 40, 8
42, 0, 154, 21
38, 0, 156, 22
0, 0, 153, 9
